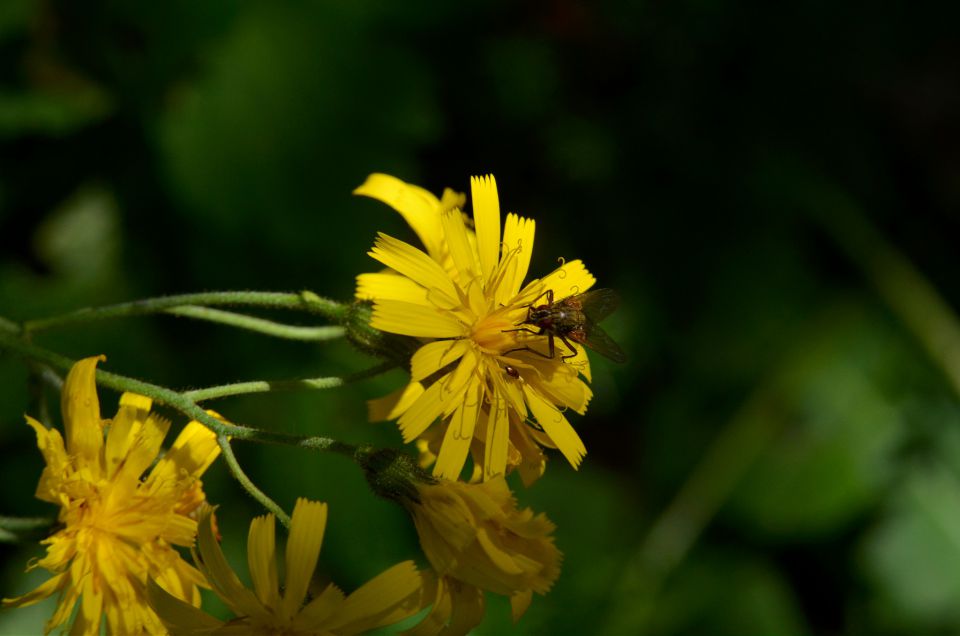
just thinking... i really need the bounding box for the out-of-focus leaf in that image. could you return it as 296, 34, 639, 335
33, 186, 120, 282
645, 549, 807, 636
727, 307, 906, 539
159, 2, 440, 269
0, 0, 36, 42
0, 87, 111, 137
861, 463, 960, 627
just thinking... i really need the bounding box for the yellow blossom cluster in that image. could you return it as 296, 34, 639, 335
5, 173, 611, 635
356, 173, 595, 484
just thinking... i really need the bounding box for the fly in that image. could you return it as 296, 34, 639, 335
505, 288, 626, 363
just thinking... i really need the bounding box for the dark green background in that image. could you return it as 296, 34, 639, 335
2, 1, 960, 634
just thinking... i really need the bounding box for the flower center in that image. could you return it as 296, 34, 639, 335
471, 312, 519, 354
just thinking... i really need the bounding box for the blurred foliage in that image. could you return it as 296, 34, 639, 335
1, 1, 960, 634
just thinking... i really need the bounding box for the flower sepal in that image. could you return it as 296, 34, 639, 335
344, 299, 420, 363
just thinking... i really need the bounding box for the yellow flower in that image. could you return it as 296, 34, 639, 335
149, 498, 429, 635
356, 173, 594, 483
402, 476, 561, 634
2, 356, 220, 636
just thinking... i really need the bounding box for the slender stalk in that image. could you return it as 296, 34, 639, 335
602, 383, 786, 634
811, 190, 960, 396
0, 329, 357, 454
165, 306, 346, 341
183, 361, 397, 402
0, 516, 54, 530
218, 436, 291, 528
23, 291, 346, 333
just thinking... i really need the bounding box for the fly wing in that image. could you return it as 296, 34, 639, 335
581, 318, 627, 363
577, 289, 621, 323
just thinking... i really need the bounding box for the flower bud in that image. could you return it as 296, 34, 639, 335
343, 299, 420, 363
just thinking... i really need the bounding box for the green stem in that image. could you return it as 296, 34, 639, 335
602, 385, 786, 634
23, 291, 346, 333
0, 516, 54, 530
183, 361, 397, 402
218, 436, 291, 528
810, 190, 960, 396
165, 306, 346, 341
0, 329, 354, 453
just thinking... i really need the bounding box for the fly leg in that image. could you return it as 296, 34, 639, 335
557, 334, 580, 361
529, 289, 554, 306
503, 330, 557, 360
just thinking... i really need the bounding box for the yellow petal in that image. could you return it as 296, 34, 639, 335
281, 499, 327, 620
356, 271, 430, 304
293, 583, 345, 629
47, 571, 81, 631
483, 392, 510, 480
369, 233, 458, 305
354, 173, 446, 260
397, 380, 447, 443
2, 571, 65, 608
104, 392, 151, 479
523, 385, 587, 469
153, 419, 220, 480
247, 513, 280, 610
326, 561, 425, 633
74, 573, 104, 636
471, 175, 501, 288
367, 382, 424, 422
113, 413, 170, 491
195, 509, 268, 621
61, 355, 106, 474
398, 348, 478, 443
511, 589, 533, 622
25, 416, 68, 504
441, 207, 480, 283
433, 377, 481, 480
525, 362, 592, 415
439, 348, 480, 418
491, 364, 528, 422
372, 299, 466, 338
147, 578, 224, 635
516, 259, 596, 306
404, 572, 447, 636
499, 213, 536, 303
411, 340, 469, 382
447, 581, 486, 635
475, 526, 525, 576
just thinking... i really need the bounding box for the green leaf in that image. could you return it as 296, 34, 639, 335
861, 463, 960, 627
727, 307, 906, 539
645, 549, 808, 636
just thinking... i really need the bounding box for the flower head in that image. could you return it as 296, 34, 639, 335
2, 356, 220, 635
400, 475, 561, 633
356, 173, 595, 483
149, 498, 429, 635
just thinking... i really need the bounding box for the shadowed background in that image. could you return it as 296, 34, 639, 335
1, 1, 960, 634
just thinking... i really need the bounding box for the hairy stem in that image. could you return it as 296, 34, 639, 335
0, 330, 359, 459
184, 361, 397, 402
218, 436, 291, 528
23, 291, 346, 333
165, 306, 346, 341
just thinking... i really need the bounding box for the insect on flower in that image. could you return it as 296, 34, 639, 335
506, 288, 627, 363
